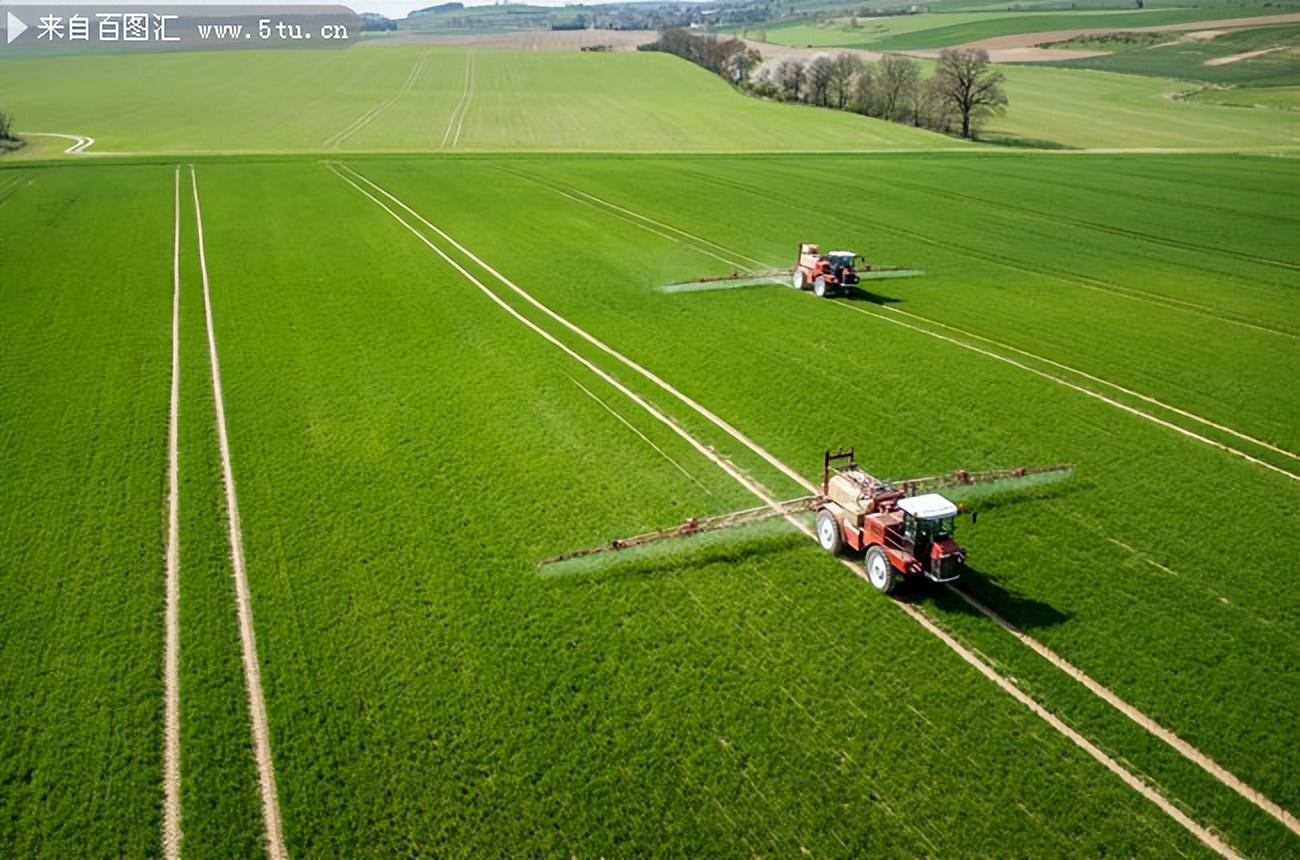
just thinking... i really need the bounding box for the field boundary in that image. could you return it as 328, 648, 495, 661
163, 165, 184, 860
190, 166, 287, 860
329, 162, 1255, 857
454, 168, 1300, 833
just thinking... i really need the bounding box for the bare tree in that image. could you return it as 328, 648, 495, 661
0, 111, 13, 141
804, 54, 834, 106
829, 53, 864, 110
849, 67, 875, 116
933, 48, 1007, 139
777, 59, 805, 102
875, 54, 920, 122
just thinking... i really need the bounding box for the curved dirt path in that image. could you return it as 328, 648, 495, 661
190, 166, 287, 860
18, 131, 95, 154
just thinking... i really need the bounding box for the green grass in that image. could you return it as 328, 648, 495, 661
175, 154, 1294, 857
0, 47, 956, 154
1188, 83, 1300, 108
0, 165, 171, 857
1047, 25, 1300, 87
986, 61, 1300, 148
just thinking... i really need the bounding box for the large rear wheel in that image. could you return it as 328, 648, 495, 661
865, 546, 896, 594
813, 276, 829, 298
816, 510, 842, 555
790, 270, 805, 290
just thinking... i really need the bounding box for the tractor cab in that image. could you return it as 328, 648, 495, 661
898, 494, 965, 583
826, 251, 860, 287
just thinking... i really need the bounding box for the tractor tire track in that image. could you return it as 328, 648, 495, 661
835, 300, 1299, 482
190, 166, 287, 860
681, 167, 1297, 339
520, 171, 1300, 470
329, 163, 1256, 857
163, 166, 184, 860
18, 131, 96, 154
440, 50, 475, 149
467, 171, 1300, 831
322, 52, 428, 150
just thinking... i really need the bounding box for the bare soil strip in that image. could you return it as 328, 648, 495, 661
494, 175, 1300, 830
324, 52, 428, 149
330, 163, 1253, 857
190, 166, 287, 860
163, 165, 183, 860
1205, 46, 1290, 66
440, 51, 475, 149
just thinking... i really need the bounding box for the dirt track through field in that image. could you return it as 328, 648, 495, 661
441, 50, 475, 149
323, 51, 428, 150
501, 172, 1300, 833
330, 162, 1258, 857
163, 166, 183, 860
190, 166, 287, 860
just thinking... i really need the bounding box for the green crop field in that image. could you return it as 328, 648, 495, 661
1047, 25, 1300, 87
751, 6, 1292, 51
2, 11, 1299, 860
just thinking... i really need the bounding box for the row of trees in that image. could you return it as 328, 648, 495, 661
649, 29, 1007, 140
752, 49, 1006, 139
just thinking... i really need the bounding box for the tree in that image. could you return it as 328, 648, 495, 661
829, 53, 864, 110
804, 54, 834, 106
849, 67, 875, 116
875, 54, 920, 122
933, 48, 1007, 139
777, 59, 805, 102
0, 111, 13, 141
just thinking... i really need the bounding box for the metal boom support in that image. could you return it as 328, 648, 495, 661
890, 464, 1074, 497
538, 496, 818, 568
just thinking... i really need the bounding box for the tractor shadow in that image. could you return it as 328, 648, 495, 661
893, 563, 1071, 632
840, 285, 903, 306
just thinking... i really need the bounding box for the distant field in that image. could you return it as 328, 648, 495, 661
752, 6, 1290, 50
987, 62, 1300, 148
1047, 25, 1300, 86
1187, 83, 1300, 108
0, 47, 954, 154
2, 151, 1297, 857
3, 44, 1298, 155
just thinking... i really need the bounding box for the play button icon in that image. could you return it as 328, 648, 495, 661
6, 11, 28, 45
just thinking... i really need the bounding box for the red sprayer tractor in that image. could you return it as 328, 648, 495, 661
792, 243, 860, 298
540, 449, 1072, 594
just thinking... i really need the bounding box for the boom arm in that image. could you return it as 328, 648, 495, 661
538, 495, 818, 568
890, 464, 1074, 497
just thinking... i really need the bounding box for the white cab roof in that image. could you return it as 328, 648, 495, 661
898, 494, 958, 519
829, 250, 855, 257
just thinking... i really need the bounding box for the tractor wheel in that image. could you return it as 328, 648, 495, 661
813, 276, 829, 298
816, 510, 842, 555
865, 546, 896, 594
790, 270, 805, 290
